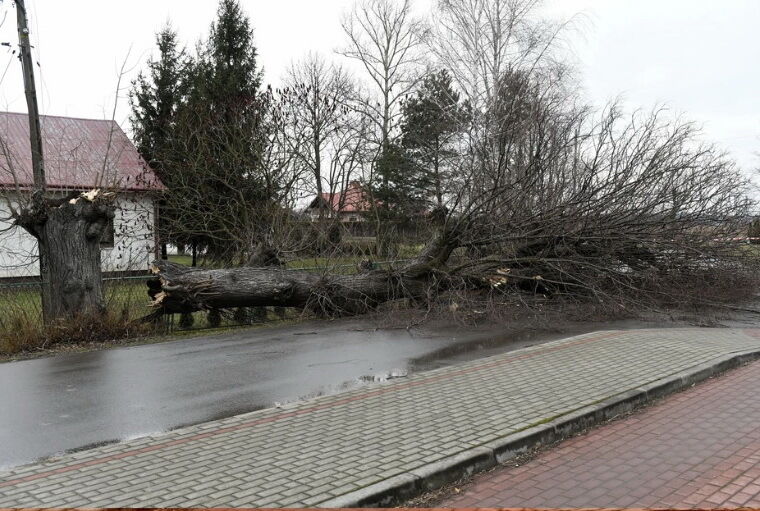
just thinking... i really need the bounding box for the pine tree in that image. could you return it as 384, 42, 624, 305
129, 24, 188, 185
129, 24, 189, 258
373, 141, 417, 214
204, 0, 262, 106
171, 0, 270, 261
400, 69, 467, 207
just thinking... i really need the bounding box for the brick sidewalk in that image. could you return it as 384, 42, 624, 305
439, 356, 760, 509
1, 328, 759, 507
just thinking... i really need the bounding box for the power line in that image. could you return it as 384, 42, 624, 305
0, 53, 13, 87
0, 1, 16, 90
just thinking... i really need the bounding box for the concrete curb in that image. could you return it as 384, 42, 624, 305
317, 347, 760, 508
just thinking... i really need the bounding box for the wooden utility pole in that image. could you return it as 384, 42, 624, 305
15, 0, 45, 191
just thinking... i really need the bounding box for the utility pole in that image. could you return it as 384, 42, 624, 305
15, 0, 45, 191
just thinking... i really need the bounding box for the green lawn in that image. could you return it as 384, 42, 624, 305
0, 283, 42, 322
168, 254, 194, 266
167, 253, 366, 270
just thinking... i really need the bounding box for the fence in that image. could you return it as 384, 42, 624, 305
0, 259, 412, 336
0, 275, 155, 333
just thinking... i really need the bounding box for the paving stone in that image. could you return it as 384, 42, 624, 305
441, 355, 760, 509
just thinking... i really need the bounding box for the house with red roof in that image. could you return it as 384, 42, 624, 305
306, 181, 373, 222
0, 111, 163, 278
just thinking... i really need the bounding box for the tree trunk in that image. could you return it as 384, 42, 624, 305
16, 190, 115, 322
148, 228, 463, 317
149, 261, 430, 315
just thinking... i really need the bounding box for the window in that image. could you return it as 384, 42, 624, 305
100, 218, 115, 248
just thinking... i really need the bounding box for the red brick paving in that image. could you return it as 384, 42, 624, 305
439, 360, 760, 509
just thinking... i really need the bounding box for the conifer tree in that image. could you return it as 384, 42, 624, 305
170, 0, 270, 261
129, 24, 188, 184
400, 69, 467, 208
129, 24, 189, 258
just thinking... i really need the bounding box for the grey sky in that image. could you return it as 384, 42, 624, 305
0, 0, 757, 171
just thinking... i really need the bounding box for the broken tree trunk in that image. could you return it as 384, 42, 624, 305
149, 260, 436, 315
148, 227, 463, 316
15, 190, 115, 322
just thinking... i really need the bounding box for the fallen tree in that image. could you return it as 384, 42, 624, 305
146, 104, 759, 319
147, 234, 757, 320
148, 228, 463, 315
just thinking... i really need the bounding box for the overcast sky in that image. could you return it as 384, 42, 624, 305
0, 0, 758, 171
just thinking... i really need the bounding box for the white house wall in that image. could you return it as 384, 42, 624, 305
0, 192, 156, 278
0, 194, 36, 278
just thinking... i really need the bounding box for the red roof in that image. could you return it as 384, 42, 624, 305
0, 111, 163, 192
317, 181, 372, 213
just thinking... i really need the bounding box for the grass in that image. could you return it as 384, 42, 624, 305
168, 254, 194, 266
0, 313, 311, 363
167, 244, 422, 271
167, 253, 371, 269
0, 278, 150, 325
0, 283, 43, 318
738, 243, 760, 257
166, 254, 365, 269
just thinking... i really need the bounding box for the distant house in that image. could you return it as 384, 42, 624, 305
306, 181, 373, 222
0, 111, 163, 278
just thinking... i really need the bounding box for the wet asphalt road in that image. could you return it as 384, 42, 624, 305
0, 316, 706, 470
0, 319, 546, 470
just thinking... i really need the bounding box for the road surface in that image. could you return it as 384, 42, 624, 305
0, 317, 580, 470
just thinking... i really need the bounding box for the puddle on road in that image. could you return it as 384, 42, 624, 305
357, 368, 408, 382
278, 368, 410, 407
269, 313, 743, 410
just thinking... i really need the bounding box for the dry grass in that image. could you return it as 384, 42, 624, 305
0, 310, 153, 356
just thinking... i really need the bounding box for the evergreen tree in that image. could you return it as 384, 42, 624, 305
372, 141, 418, 214
204, 0, 262, 107
129, 24, 188, 184
171, 0, 270, 261
400, 69, 467, 207
367, 141, 420, 258
129, 24, 189, 257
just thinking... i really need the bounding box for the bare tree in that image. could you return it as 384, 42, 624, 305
428, 0, 569, 110
282, 53, 359, 202
339, 0, 426, 152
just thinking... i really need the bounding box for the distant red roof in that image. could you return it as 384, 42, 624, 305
0, 111, 163, 192
313, 181, 372, 213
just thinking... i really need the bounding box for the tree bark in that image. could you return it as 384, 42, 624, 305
16, 190, 115, 322
148, 227, 463, 316
149, 260, 434, 315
